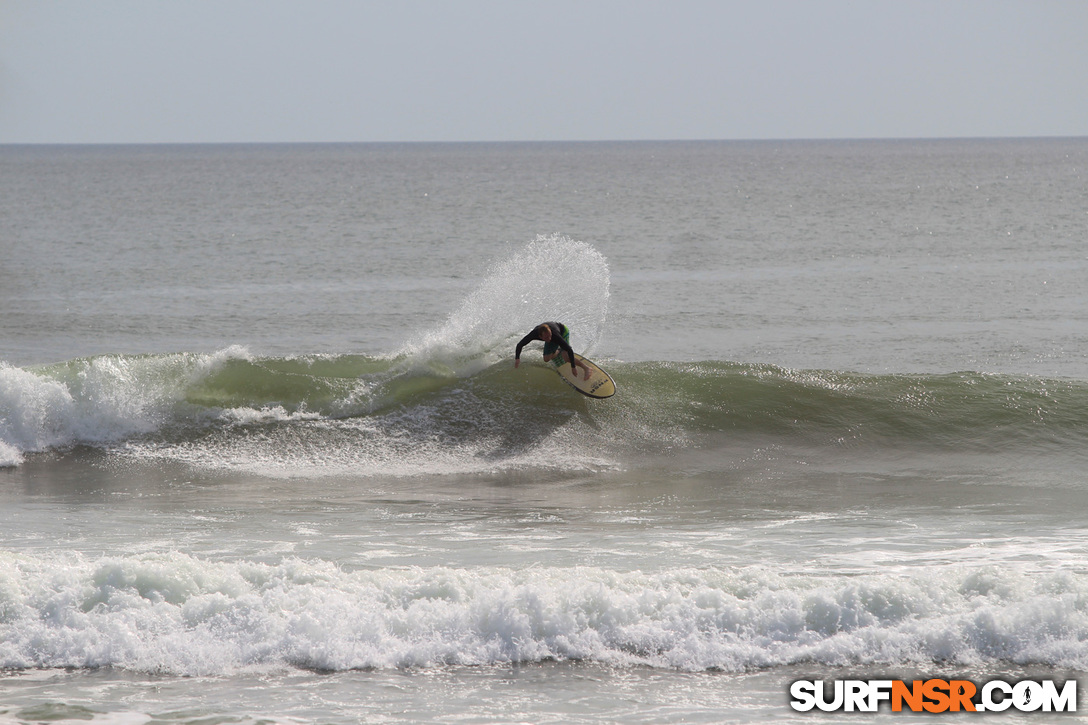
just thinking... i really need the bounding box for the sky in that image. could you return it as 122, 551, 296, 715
1, 0, 1085, 144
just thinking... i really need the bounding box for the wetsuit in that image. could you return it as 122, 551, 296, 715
514, 322, 576, 366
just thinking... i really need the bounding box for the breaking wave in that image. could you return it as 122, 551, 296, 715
4, 351, 1087, 474
3, 551, 1087, 675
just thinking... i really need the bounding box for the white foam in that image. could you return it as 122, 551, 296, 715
0, 348, 256, 466
2, 551, 1086, 675
128, 414, 616, 479
0, 439, 25, 468
0, 362, 86, 465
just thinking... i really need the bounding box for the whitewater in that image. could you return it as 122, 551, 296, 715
2, 139, 1087, 723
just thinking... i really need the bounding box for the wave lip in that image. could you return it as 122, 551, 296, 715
0, 358, 165, 467
2, 552, 1086, 675
0, 348, 255, 467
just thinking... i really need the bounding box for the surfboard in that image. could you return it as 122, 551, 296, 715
555, 354, 616, 399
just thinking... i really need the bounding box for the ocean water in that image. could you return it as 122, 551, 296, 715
1, 139, 1087, 723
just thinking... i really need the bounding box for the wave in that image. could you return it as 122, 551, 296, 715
1, 550, 1086, 675
626, 361, 1088, 451
3, 235, 1086, 472
3, 348, 1087, 473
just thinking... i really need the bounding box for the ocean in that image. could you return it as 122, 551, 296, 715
1, 138, 1087, 723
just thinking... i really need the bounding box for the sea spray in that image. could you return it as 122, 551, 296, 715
396, 234, 611, 373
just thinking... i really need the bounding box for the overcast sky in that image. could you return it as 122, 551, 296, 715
1, 0, 1085, 144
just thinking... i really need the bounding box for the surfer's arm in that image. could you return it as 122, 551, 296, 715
555, 337, 576, 363
513, 330, 540, 367
556, 340, 592, 380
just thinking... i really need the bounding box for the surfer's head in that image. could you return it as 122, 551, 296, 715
536, 324, 552, 341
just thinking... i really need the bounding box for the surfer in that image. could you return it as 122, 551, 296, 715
514, 322, 592, 380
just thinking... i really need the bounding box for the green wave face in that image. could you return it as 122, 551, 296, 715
180, 356, 1088, 452
614, 361, 1088, 450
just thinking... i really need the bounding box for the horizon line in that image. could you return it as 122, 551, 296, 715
2, 134, 1086, 148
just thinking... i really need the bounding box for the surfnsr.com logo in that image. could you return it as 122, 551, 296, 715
789, 679, 1077, 713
